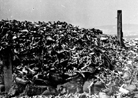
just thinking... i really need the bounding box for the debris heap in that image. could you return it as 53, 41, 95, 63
0, 20, 120, 97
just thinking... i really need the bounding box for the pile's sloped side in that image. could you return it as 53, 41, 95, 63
0, 20, 119, 97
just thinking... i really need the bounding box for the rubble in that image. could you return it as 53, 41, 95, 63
1, 19, 138, 98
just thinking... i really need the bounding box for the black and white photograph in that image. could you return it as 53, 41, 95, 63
0, 0, 138, 98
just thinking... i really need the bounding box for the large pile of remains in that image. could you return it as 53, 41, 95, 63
0, 20, 120, 97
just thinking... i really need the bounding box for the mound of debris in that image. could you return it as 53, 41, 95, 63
0, 20, 120, 97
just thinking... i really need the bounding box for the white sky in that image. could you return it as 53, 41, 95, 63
0, 0, 138, 28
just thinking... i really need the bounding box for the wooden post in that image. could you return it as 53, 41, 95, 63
117, 10, 124, 47
3, 47, 13, 93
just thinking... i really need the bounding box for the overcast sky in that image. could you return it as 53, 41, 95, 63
0, 0, 138, 28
